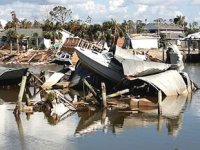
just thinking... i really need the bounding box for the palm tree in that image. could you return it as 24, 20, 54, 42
101, 21, 112, 45
32, 20, 41, 28
16, 34, 20, 54
136, 20, 146, 33
0, 21, 2, 29
4, 21, 16, 29
6, 29, 17, 54
42, 19, 63, 45
174, 15, 187, 28
20, 19, 32, 28
32, 32, 39, 49
103, 19, 124, 46
19, 34, 25, 51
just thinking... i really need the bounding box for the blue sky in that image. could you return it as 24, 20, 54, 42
0, 0, 199, 26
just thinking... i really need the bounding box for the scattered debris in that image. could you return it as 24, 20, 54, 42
1, 50, 54, 65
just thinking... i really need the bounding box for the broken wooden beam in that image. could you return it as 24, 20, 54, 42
28, 52, 37, 63
55, 90, 76, 111
14, 73, 28, 115
158, 90, 162, 114
29, 72, 44, 84
107, 89, 129, 99
82, 78, 100, 105
101, 82, 107, 108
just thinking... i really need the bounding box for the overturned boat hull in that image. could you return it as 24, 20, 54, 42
50, 59, 72, 65
75, 47, 123, 83
0, 67, 28, 86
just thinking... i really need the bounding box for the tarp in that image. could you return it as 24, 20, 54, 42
132, 70, 187, 96
0, 67, 19, 76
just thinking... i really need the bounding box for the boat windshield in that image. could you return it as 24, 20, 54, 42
65, 55, 69, 58
61, 54, 66, 58
103, 52, 113, 60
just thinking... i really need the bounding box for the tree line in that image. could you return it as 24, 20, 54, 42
0, 6, 200, 53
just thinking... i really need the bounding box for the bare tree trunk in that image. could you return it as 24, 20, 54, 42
26, 40, 28, 51
10, 41, 13, 54
17, 38, 19, 54
36, 38, 39, 50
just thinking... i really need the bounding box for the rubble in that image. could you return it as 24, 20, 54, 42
0, 49, 54, 64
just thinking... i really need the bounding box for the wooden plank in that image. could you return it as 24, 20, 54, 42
41, 72, 64, 90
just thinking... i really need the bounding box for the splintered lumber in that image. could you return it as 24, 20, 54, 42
106, 89, 129, 99
82, 79, 100, 105
14, 74, 28, 114
18, 75, 28, 102
158, 90, 162, 114
28, 52, 37, 63
53, 81, 70, 89
41, 72, 64, 90
55, 90, 76, 111
21, 105, 33, 113
29, 72, 44, 84
82, 79, 97, 97
101, 82, 107, 108
130, 97, 157, 112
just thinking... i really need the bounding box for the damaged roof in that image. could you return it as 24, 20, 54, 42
131, 70, 187, 96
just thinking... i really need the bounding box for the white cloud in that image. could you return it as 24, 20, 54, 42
0, 19, 7, 27
0, 2, 54, 22
72, 14, 80, 20
136, 5, 148, 14
191, 0, 200, 5
109, 0, 125, 11
0, 0, 197, 24
76, 1, 106, 15
130, 0, 181, 6
174, 11, 184, 17
194, 12, 200, 22
47, 0, 89, 5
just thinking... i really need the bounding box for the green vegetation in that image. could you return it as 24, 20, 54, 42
1, 6, 200, 49
5, 29, 17, 53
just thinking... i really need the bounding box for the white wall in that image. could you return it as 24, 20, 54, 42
60, 30, 73, 45
44, 38, 51, 49
53, 30, 73, 49
131, 38, 158, 49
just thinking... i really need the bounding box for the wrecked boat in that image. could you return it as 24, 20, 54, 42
72, 44, 196, 97
0, 67, 28, 85
74, 45, 172, 83
75, 46, 124, 82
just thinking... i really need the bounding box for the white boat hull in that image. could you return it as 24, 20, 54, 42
75, 47, 123, 82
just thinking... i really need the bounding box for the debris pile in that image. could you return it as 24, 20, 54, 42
0, 50, 54, 64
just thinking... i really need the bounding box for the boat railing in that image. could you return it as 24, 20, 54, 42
77, 39, 103, 51
62, 37, 104, 52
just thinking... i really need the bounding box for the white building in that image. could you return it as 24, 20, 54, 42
130, 35, 159, 49
44, 29, 74, 49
